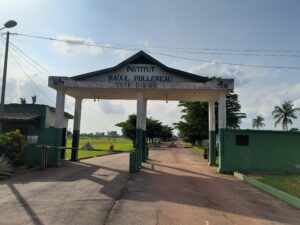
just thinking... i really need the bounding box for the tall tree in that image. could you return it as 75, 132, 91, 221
252, 115, 265, 129
116, 114, 173, 145
272, 101, 300, 131
174, 92, 246, 144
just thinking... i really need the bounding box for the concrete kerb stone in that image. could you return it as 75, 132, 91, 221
234, 172, 300, 210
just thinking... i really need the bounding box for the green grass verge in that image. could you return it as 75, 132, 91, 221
192, 146, 204, 155
183, 142, 193, 148
65, 149, 110, 160
66, 137, 133, 151
252, 174, 300, 198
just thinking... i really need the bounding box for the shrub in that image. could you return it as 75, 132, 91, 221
0, 154, 12, 178
0, 130, 27, 165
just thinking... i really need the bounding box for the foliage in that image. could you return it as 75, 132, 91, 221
252, 115, 265, 129
0, 130, 27, 165
272, 101, 300, 131
66, 137, 133, 151
253, 174, 300, 198
174, 92, 246, 143
116, 114, 173, 145
65, 150, 110, 160
174, 102, 209, 143
0, 154, 13, 178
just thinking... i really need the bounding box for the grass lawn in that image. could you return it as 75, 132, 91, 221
183, 142, 193, 148
66, 137, 134, 151
65, 149, 109, 160
252, 174, 300, 198
192, 146, 204, 155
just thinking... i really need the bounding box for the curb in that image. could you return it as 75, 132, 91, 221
234, 172, 300, 210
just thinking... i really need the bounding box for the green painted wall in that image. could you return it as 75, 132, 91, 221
221, 129, 300, 173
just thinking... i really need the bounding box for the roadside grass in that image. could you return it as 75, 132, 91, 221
65, 150, 109, 160
251, 174, 300, 198
66, 137, 133, 151
183, 142, 193, 148
192, 146, 204, 155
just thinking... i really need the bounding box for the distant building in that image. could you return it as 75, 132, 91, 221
107, 131, 118, 137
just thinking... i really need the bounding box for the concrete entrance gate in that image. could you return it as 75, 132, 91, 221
48, 51, 234, 173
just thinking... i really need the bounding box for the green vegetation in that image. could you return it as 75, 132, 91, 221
192, 146, 204, 155
65, 150, 109, 160
272, 101, 300, 131
252, 174, 300, 198
0, 130, 27, 165
183, 142, 193, 148
66, 137, 133, 151
174, 92, 246, 144
252, 115, 265, 129
116, 114, 173, 146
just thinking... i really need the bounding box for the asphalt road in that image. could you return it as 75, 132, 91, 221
0, 144, 299, 225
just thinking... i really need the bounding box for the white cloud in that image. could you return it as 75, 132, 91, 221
189, 62, 273, 87
99, 100, 125, 114
112, 49, 131, 60
53, 35, 102, 56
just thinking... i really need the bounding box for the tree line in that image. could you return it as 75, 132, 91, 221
116, 114, 173, 146
174, 92, 246, 144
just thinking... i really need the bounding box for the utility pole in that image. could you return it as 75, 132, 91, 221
0, 20, 17, 134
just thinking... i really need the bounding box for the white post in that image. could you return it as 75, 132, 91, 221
71, 98, 82, 161
136, 93, 144, 130
218, 93, 227, 129
208, 100, 216, 166
136, 92, 144, 167
218, 92, 227, 173
142, 99, 147, 131
73, 98, 82, 131
55, 89, 65, 129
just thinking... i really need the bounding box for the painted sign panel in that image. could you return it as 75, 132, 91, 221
81, 64, 195, 88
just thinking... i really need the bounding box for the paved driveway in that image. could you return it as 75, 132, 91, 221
0, 144, 299, 225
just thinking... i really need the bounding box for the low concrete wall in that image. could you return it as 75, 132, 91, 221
221, 129, 300, 173
234, 172, 300, 210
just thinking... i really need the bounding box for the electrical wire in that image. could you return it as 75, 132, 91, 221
8, 47, 56, 104
9, 32, 300, 54
8, 32, 300, 70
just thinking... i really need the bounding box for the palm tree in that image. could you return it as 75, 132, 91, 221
252, 116, 265, 129
272, 101, 300, 131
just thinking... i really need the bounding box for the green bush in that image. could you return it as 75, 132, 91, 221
0, 130, 27, 165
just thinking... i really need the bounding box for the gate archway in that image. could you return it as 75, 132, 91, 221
48, 51, 233, 173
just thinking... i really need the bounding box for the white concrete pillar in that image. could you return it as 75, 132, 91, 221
208, 101, 216, 166
218, 93, 227, 129
209, 101, 216, 132
142, 99, 147, 131
136, 92, 144, 130
218, 92, 227, 173
73, 98, 82, 131
55, 89, 65, 129
71, 97, 82, 162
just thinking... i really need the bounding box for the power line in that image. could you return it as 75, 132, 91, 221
9, 41, 54, 76
8, 47, 55, 104
144, 51, 300, 70
11, 33, 300, 57
8, 32, 300, 70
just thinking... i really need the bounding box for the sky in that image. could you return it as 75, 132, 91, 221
0, 0, 300, 134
